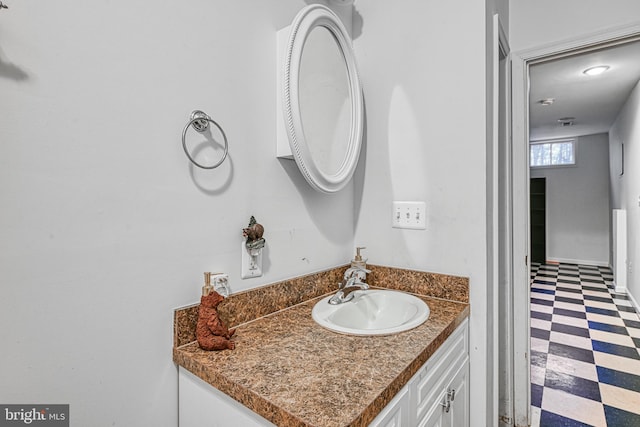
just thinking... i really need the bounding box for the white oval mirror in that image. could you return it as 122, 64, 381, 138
282, 4, 364, 193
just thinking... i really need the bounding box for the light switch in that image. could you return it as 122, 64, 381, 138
392, 201, 426, 230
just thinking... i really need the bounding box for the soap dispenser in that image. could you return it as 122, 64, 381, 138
351, 246, 367, 270
202, 272, 214, 296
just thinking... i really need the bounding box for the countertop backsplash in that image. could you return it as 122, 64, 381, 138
174, 264, 469, 349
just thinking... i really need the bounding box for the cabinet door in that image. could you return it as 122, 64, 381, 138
179, 367, 275, 427
412, 321, 468, 424
416, 359, 469, 427
369, 387, 410, 427
417, 387, 447, 427
445, 359, 469, 427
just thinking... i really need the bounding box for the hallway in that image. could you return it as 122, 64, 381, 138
530, 262, 640, 426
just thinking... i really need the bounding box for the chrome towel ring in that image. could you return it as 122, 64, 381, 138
182, 110, 229, 169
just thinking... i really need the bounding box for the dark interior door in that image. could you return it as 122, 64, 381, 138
530, 178, 546, 264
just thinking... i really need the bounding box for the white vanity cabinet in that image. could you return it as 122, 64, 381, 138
415, 356, 468, 427
369, 319, 469, 427
179, 367, 277, 427
411, 319, 469, 427
368, 386, 411, 427
179, 319, 468, 427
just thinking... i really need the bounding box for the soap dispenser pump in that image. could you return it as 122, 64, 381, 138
351, 246, 367, 270
202, 272, 213, 297
202, 272, 214, 296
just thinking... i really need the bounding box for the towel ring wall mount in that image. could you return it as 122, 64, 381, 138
181, 110, 229, 169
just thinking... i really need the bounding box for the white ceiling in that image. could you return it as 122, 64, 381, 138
529, 39, 640, 141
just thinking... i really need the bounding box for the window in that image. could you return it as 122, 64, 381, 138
530, 139, 575, 167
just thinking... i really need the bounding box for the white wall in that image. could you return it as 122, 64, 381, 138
610, 79, 640, 307
509, 0, 640, 52
352, 0, 492, 424
530, 134, 611, 266
0, 1, 356, 426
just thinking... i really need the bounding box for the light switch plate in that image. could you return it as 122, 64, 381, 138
392, 201, 426, 230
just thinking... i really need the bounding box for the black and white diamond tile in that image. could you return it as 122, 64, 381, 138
530, 263, 640, 427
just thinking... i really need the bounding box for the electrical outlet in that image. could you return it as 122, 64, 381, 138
392, 201, 426, 230
241, 242, 263, 279
211, 273, 230, 297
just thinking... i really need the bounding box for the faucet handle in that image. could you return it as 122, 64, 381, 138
343, 266, 370, 283
345, 265, 371, 275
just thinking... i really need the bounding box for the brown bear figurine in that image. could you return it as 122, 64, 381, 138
196, 290, 236, 351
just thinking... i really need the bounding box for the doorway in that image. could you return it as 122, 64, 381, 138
511, 25, 640, 427
529, 178, 545, 264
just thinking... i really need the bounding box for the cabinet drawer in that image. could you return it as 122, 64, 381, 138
410, 320, 468, 423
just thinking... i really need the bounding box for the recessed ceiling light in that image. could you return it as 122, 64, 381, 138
583, 65, 610, 76
539, 98, 555, 106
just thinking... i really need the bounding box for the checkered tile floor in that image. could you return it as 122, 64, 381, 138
530, 262, 640, 427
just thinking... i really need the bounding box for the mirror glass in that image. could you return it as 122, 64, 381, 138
282, 4, 363, 193
299, 27, 351, 176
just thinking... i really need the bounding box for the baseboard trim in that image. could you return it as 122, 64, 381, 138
627, 290, 640, 314
613, 281, 627, 293
547, 257, 609, 267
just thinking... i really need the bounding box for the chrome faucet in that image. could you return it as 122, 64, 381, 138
328, 265, 371, 305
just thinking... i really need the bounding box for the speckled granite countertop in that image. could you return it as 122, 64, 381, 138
173, 265, 469, 427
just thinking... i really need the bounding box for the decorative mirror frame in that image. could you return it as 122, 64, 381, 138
282, 4, 364, 193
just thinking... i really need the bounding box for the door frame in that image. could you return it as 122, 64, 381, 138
495, 13, 514, 427
510, 22, 640, 427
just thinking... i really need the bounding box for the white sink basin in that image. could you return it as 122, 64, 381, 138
311, 289, 430, 336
